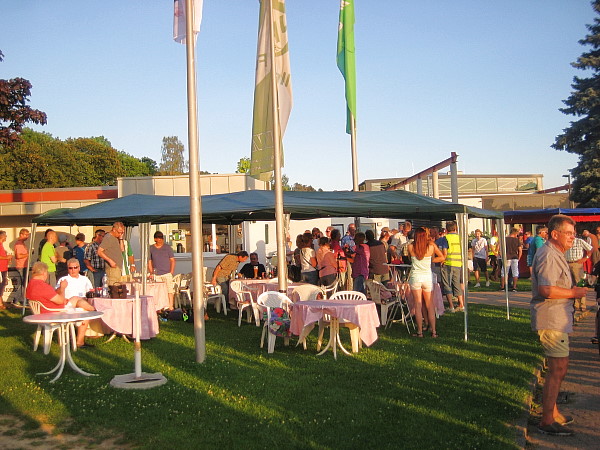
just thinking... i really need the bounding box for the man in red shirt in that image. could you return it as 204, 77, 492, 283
26, 262, 95, 348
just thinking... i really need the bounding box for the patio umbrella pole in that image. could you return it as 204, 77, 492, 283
110, 282, 167, 389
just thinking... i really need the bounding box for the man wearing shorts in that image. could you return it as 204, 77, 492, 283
500, 227, 522, 292
148, 231, 176, 310
530, 214, 587, 436
471, 229, 489, 287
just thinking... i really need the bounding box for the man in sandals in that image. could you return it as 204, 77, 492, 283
531, 214, 588, 436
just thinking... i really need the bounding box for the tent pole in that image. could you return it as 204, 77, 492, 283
457, 213, 469, 341
22, 223, 37, 316
498, 217, 510, 320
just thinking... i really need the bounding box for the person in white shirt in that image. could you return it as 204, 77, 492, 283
471, 229, 489, 287
54, 258, 95, 348
56, 258, 94, 300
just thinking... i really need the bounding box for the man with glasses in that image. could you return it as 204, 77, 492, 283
98, 222, 125, 286
51, 259, 95, 348
531, 214, 587, 436
33, 258, 95, 348
84, 229, 105, 288
148, 231, 176, 310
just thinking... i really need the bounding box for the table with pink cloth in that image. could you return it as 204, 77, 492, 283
123, 282, 169, 310
228, 279, 305, 306
290, 299, 380, 347
90, 295, 159, 340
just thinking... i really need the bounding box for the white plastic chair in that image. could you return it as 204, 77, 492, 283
290, 284, 323, 302
256, 291, 293, 354
365, 279, 399, 327
317, 291, 365, 353
204, 283, 227, 315
172, 273, 183, 308
177, 273, 193, 308
230, 280, 257, 326
28, 300, 77, 354
320, 277, 339, 299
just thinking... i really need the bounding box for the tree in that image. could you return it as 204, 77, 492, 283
0, 50, 47, 147
141, 157, 158, 175
118, 151, 155, 177
67, 137, 123, 185
291, 182, 322, 192
236, 157, 250, 173
553, 1, 600, 206
159, 136, 188, 175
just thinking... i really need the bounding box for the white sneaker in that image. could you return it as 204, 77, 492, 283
474, 283, 481, 288
486, 281, 490, 287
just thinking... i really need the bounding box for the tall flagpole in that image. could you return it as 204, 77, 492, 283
266, 0, 287, 293
350, 113, 358, 191
337, 0, 358, 191
184, 0, 206, 363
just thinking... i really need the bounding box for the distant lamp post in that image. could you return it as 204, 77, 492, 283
562, 174, 574, 208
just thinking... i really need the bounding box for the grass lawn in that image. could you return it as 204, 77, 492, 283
0, 303, 542, 449
467, 272, 533, 293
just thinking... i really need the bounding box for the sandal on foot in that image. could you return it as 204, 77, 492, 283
411, 332, 423, 338
431, 331, 439, 338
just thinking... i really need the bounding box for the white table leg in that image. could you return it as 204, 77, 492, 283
37, 323, 97, 383
317, 318, 337, 358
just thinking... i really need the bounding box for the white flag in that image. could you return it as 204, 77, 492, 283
173, 0, 203, 44
250, 0, 293, 181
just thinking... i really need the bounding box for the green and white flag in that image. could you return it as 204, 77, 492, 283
250, 0, 293, 181
337, 0, 356, 134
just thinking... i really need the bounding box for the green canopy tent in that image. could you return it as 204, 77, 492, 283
31, 190, 507, 343
33, 190, 502, 225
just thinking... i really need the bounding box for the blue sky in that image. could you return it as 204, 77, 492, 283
1, 1, 595, 191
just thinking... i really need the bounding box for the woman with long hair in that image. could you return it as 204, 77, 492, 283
407, 227, 445, 337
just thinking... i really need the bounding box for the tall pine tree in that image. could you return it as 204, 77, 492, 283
553, 1, 600, 207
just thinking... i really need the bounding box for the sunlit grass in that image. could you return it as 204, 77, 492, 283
0, 303, 541, 449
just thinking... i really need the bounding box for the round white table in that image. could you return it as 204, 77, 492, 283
24, 311, 104, 383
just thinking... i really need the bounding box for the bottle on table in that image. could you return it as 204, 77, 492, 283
102, 273, 108, 297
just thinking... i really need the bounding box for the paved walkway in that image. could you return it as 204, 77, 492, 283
468, 290, 600, 449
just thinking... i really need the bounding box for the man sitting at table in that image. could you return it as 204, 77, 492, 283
56, 258, 94, 299
239, 252, 266, 279
26, 261, 95, 348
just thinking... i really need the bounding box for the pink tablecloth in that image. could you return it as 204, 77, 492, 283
290, 299, 380, 347
91, 295, 159, 340
123, 282, 169, 310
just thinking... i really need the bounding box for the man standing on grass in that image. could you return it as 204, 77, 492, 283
439, 221, 464, 312
471, 229, 489, 287
98, 222, 125, 286
531, 214, 587, 436
500, 228, 522, 292
148, 231, 176, 310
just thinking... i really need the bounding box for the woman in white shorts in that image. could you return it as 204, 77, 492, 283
407, 228, 445, 338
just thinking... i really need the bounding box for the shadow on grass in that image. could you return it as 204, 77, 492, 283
0, 304, 540, 449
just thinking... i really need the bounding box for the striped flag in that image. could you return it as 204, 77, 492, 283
250, 0, 293, 181
173, 0, 203, 44
337, 0, 356, 134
